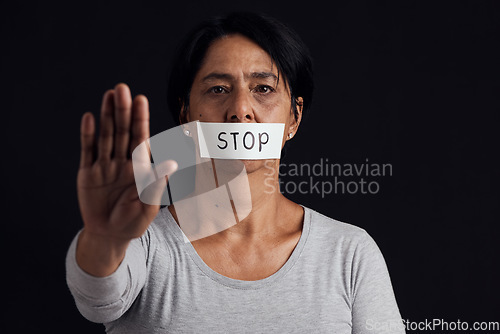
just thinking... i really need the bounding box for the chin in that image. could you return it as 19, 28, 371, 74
212, 159, 267, 175
240, 159, 266, 173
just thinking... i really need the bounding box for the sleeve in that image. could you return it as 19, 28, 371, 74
65, 230, 150, 324
350, 232, 406, 334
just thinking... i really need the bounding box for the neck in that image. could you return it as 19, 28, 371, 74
231, 159, 284, 236
170, 158, 295, 240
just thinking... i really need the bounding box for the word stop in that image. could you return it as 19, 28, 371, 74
197, 122, 284, 159
217, 131, 269, 152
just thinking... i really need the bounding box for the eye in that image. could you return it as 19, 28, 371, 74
209, 86, 228, 94
255, 85, 275, 94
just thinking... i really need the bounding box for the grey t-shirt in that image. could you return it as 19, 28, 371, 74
66, 206, 405, 333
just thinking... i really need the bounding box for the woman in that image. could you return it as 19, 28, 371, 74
67, 12, 405, 333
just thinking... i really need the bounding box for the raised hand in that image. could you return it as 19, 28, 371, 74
75, 83, 177, 276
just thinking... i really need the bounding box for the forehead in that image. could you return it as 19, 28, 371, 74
197, 34, 277, 77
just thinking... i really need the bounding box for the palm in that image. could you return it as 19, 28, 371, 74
77, 84, 173, 241
78, 161, 150, 239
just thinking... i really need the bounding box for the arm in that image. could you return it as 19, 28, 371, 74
351, 233, 406, 334
66, 231, 149, 323
66, 83, 176, 322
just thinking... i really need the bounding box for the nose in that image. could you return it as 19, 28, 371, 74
226, 89, 254, 123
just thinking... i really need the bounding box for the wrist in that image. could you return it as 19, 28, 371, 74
76, 229, 131, 277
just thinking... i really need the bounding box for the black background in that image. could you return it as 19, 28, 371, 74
2, 0, 499, 333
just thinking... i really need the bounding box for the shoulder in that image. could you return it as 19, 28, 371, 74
305, 206, 370, 240
135, 207, 179, 263
302, 206, 379, 256
146, 206, 177, 240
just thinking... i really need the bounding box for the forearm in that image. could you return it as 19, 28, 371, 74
66, 230, 148, 323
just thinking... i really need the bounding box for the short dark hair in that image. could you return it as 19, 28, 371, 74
167, 11, 314, 125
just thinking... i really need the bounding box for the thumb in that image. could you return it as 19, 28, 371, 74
155, 159, 179, 181
134, 159, 178, 205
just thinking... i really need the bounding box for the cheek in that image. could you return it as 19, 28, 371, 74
188, 95, 227, 122
189, 110, 226, 122
255, 96, 293, 123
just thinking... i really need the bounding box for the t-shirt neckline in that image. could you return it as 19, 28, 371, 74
161, 205, 311, 290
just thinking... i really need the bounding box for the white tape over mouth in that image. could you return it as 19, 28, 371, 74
197, 122, 285, 159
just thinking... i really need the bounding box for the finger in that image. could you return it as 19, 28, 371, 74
130, 94, 150, 154
80, 112, 95, 168
97, 89, 115, 161
113, 83, 132, 159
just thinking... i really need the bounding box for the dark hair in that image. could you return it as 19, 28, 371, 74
167, 11, 314, 125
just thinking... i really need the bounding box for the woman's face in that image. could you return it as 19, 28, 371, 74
182, 34, 302, 147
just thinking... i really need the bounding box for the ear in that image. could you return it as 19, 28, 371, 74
287, 97, 303, 139
178, 100, 190, 124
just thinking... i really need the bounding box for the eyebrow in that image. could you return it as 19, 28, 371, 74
201, 71, 278, 82
250, 72, 278, 81
201, 73, 233, 82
